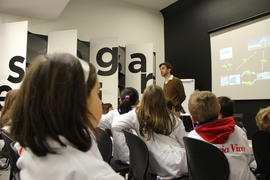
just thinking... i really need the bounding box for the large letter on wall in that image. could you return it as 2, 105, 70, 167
90, 40, 119, 109
47, 29, 77, 55
126, 43, 154, 95
0, 21, 28, 108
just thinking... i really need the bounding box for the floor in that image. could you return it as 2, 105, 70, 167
0, 158, 9, 180
0, 168, 9, 180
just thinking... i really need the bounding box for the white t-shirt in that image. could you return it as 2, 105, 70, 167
17, 136, 123, 180
99, 109, 129, 163
188, 126, 256, 180
112, 109, 188, 179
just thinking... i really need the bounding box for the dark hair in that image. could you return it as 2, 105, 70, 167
118, 87, 139, 114
217, 96, 235, 118
102, 103, 113, 114
11, 53, 97, 156
166, 98, 174, 111
159, 62, 172, 69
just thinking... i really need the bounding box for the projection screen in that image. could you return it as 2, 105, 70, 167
210, 14, 270, 100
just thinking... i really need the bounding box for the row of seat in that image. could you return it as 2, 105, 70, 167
96, 128, 225, 180
97, 128, 270, 180
1, 128, 269, 180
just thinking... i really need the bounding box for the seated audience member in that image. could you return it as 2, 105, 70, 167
0, 89, 19, 159
0, 89, 18, 131
102, 103, 113, 114
112, 85, 187, 179
254, 106, 270, 176
10, 53, 123, 180
218, 96, 247, 133
188, 91, 256, 180
98, 87, 139, 163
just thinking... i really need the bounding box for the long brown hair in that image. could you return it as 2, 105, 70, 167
10, 53, 97, 156
0, 89, 18, 128
136, 85, 177, 140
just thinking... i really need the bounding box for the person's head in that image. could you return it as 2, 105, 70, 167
166, 98, 175, 112
159, 62, 172, 78
11, 53, 101, 156
188, 91, 220, 124
217, 96, 235, 118
0, 89, 18, 128
136, 85, 176, 140
256, 106, 270, 132
102, 103, 113, 114
118, 87, 139, 114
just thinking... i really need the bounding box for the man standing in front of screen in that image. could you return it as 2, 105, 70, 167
159, 62, 186, 114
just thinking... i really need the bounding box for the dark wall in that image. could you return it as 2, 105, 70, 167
161, 0, 270, 138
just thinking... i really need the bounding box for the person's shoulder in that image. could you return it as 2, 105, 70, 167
229, 125, 249, 142
187, 130, 198, 137
173, 76, 179, 80
19, 142, 123, 180
172, 76, 182, 82
53, 145, 122, 179
113, 109, 136, 121
234, 125, 247, 136
111, 109, 120, 116
126, 108, 136, 115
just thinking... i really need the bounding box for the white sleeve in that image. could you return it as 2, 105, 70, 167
112, 109, 139, 133
98, 111, 114, 129
173, 118, 187, 147
64, 163, 124, 180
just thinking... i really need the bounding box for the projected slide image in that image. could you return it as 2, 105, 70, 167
220, 75, 241, 86
257, 72, 270, 80
211, 15, 270, 100
220, 47, 233, 60
218, 37, 269, 87
229, 74, 241, 85
221, 76, 229, 86
248, 35, 270, 51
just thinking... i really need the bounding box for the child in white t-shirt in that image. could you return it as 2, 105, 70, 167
10, 53, 123, 180
112, 85, 187, 179
188, 91, 256, 180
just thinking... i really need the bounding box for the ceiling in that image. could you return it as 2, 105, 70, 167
0, 0, 70, 20
0, 0, 177, 20
119, 0, 177, 10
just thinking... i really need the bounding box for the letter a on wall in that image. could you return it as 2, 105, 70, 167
0, 21, 28, 108
126, 43, 154, 96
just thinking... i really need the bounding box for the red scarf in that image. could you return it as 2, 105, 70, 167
195, 117, 235, 144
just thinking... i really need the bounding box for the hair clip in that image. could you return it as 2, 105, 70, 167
125, 95, 130, 99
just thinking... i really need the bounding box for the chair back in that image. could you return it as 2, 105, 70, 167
252, 131, 270, 177
124, 131, 151, 180
1, 130, 20, 180
183, 137, 230, 180
96, 128, 113, 163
